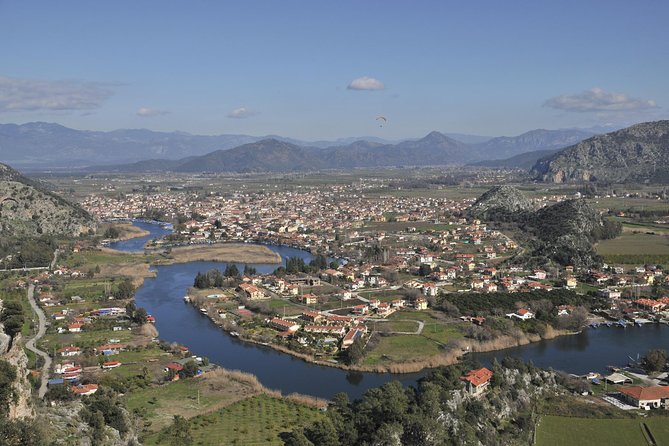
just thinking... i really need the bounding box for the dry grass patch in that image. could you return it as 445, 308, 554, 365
154, 243, 282, 264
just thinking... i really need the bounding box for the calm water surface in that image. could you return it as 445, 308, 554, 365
108, 220, 172, 252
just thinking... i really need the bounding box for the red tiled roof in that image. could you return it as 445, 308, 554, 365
619, 385, 669, 401
461, 367, 494, 387
166, 362, 184, 371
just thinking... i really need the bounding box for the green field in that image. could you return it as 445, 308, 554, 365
144, 394, 323, 445
535, 415, 669, 446
363, 334, 442, 365
377, 320, 420, 333
596, 233, 669, 256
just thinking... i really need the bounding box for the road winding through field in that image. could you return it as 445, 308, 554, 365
25, 284, 51, 398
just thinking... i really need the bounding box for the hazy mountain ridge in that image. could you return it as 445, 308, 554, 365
473, 128, 595, 160
469, 149, 561, 169
1, 121, 596, 170
531, 120, 669, 183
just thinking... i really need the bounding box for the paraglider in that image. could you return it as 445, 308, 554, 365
376, 116, 387, 127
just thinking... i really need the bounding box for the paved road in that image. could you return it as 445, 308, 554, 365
25, 284, 51, 398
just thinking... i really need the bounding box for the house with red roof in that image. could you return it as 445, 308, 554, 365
71, 384, 99, 396
506, 308, 534, 320
268, 317, 300, 333
461, 367, 494, 396
68, 323, 83, 333
57, 346, 81, 357
618, 386, 669, 410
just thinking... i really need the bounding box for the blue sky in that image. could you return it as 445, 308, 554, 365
1, 1, 667, 140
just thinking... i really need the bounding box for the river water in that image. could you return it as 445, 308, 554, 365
108, 220, 172, 252
122, 222, 668, 399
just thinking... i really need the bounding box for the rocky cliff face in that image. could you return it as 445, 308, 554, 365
468, 185, 534, 220
531, 120, 669, 183
0, 163, 94, 237
526, 199, 602, 268
4, 335, 34, 419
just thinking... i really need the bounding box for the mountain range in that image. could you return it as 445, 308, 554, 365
98, 128, 602, 173
0, 121, 599, 171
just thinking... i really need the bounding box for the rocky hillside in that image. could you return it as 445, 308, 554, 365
524, 199, 604, 267
470, 186, 617, 267
0, 163, 94, 237
476, 128, 594, 160
468, 185, 534, 220
532, 120, 669, 183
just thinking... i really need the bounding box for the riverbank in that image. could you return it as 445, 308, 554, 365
102, 221, 152, 241
193, 293, 577, 374
97, 243, 282, 288
149, 243, 282, 265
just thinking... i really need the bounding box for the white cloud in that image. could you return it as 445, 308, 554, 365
0, 75, 114, 112
227, 107, 255, 119
347, 76, 385, 91
545, 87, 658, 112
136, 107, 170, 117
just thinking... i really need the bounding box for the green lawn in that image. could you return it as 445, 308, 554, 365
363, 310, 465, 365
61, 278, 114, 299
535, 415, 669, 446
379, 320, 420, 333
144, 394, 323, 445
421, 322, 465, 345
363, 334, 442, 366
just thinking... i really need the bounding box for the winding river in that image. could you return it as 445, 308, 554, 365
121, 221, 668, 399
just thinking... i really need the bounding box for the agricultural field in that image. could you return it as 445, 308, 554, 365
143, 394, 323, 446
127, 369, 265, 434
596, 233, 669, 256
535, 415, 669, 446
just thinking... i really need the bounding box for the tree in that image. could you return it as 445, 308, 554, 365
193, 271, 209, 289
168, 415, 192, 446
281, 429, 314, 446
418, 264, 432, 276
180, 360, 199, 378
643, 349, 668, 373
89, 410, 106, 443
346, 337, 365, 365
224, 264, 240, 277
116, 278, 135, 299
103, 226, 120, 239
0, 360, 18, 417
304, 419, 339, 446
132, 307, 148, 324
243, 264, 257, 276
0, 418, 45, 446
125, 301, 136, 320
